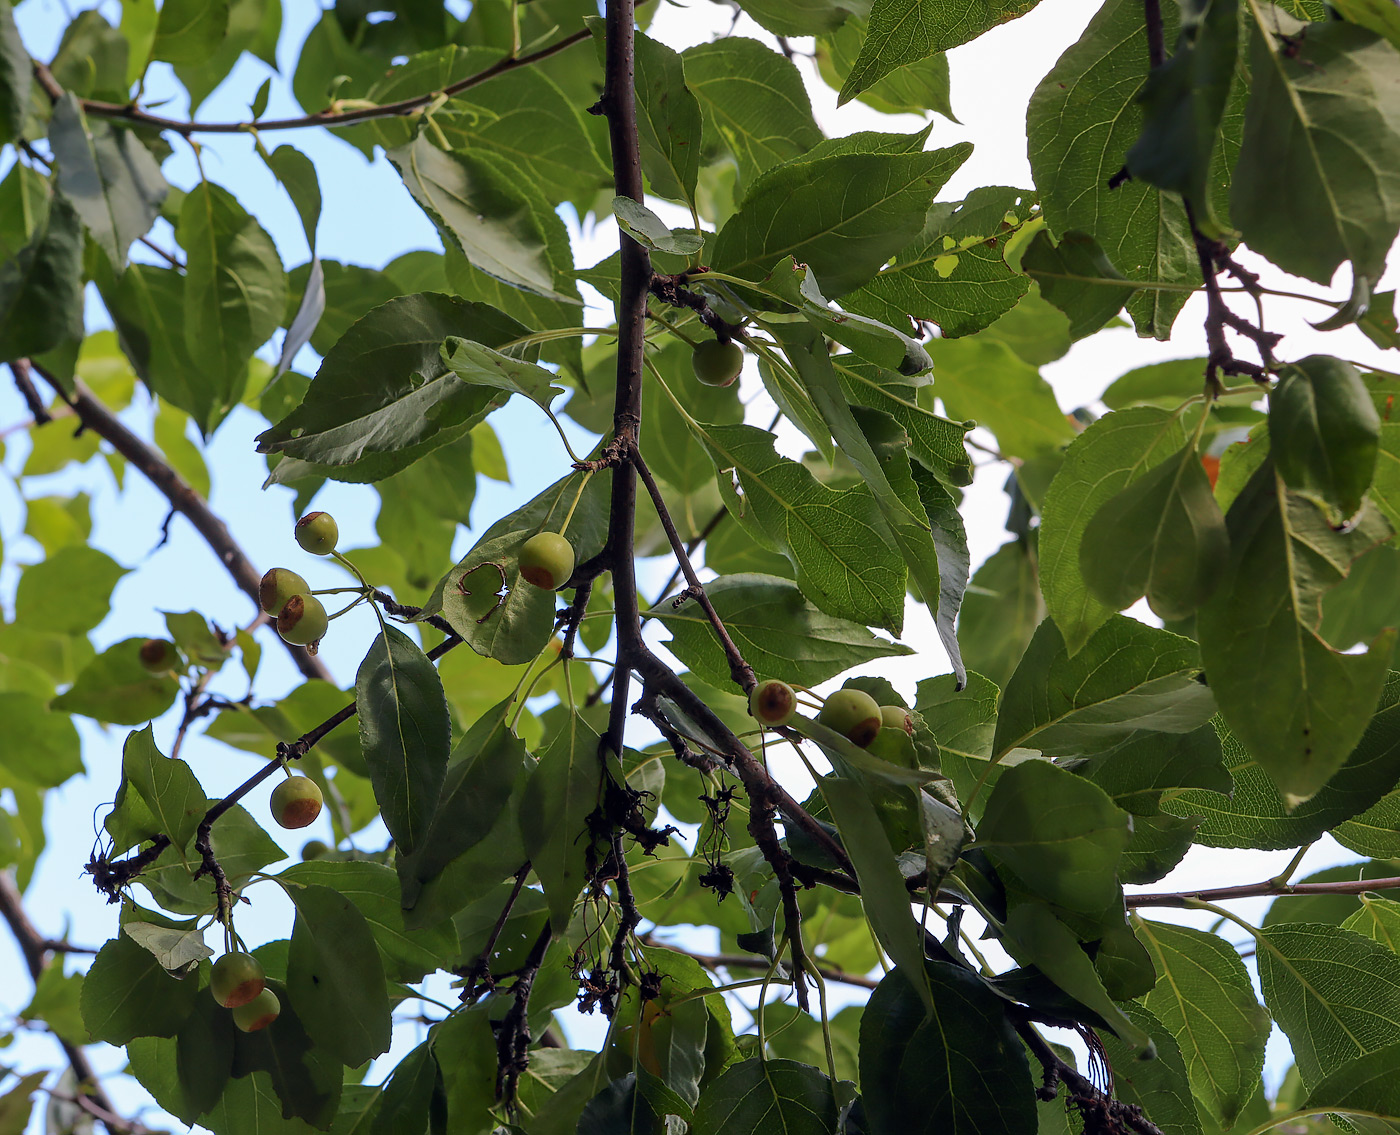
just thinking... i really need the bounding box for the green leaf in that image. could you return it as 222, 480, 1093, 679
692, 1059, 837, 1135
632, 29, 702, 206
152, 0, 229, 64
1040, 407, 1188, 653
389, 135, 573, 302
821, 775, 932, 1008
1125, 0, 1239, 233
844, 186, 1036, 339
1021, 228, 1137, 340
1197, 460, 1395, 805
957, 539, 1041, 691
1067, 723, 1230, 814
423, 469, 609, 664
175, 991, 235, 1121
0, 192, 85, 364
356, 624, 451, 856
256, 294, 528, 482
860, 960, 1037, 1135
260, 142, 321, 253
520, 711, 604, 932
1304, 1041, 1400, 1119
15, 544, 127, 636
1270, 355, 1381, 524
1079, 442, 1229, 620
1027, 0, 1213, 337
0, 1072, 45, 1135
711, 143, 972, 299
0, 2, 30, 147
1232, 10, 1400, 284
766, 325, 950, 639
1102, 358, 1213, 410
682, 38, 823, 187
817, 16, 956, 120
1000, 901, 1154, 1051
52, 637, 181, 725
691, 423, 908, 631
0, 691, 81, 787
926, 335, 1075, 461
1342, 895, 1400, 953
120, 724, 206, 851
178, 182, 286, 434
174, 0, 267, 111
1136, 918, 1271, 1125
1257, 923, 1400, 1088
978, 760, 1132, 916
839, 0, 1042, 103
285, 880, 392, 1067
123, 921, 214, 973
611, 197, 704, 255
993, 616, 1216, 760
20, 960, 86, 1047
654, 573, 914, 689
49, 94, 167, 273
1166, 682, 1400, 850
81, 931, 201, 1044
50, 10, 129, 100
441, 336, 565, 409
397, 697, 527, 907
371, 1041, 445, 1135
281, 860, 457, 982
1095, 1001, 1202, 1134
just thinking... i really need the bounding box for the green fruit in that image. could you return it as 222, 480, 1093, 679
138, 639, 178, 674
518, 531, 576, 590
276, 594, 328, 647
749, 679, 797, 727
232, 987, 280, 1032
259, 567, 309, 616
817, 688, 882, 748
270, 776, 323, 829
211, 952, 266, 1009
691, 339, 743, 387
300, 839, 331, 861
295, 511, 339, 555
880, 705, 913, 735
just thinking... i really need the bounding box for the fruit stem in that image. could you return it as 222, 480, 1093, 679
557, 471, 593, 536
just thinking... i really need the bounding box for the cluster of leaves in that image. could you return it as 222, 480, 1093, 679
3, 0, 1400, 1131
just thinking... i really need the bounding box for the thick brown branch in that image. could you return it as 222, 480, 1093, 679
0, 872, 147, 1134
25, 363, 331, 682
30, 31, 590, 136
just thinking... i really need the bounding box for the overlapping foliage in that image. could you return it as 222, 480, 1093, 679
2, 0, 1400, 1131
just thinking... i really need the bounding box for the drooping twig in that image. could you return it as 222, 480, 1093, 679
29, 30, 590, 137
1012, 1010, 1165, 1135
459, 864, 532, 1001
495, 924, 553, 1103
25, 362, 332, 682
633, 447, 755, 693
8, 360, 51, 425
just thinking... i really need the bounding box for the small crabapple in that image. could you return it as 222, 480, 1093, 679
749, 680, 797, 727
232, 988, 280, 1032
276, 594, 328, 647
295, 512, 339, 556
259, 567, 310, 617
518, 532, 575, 590
270, 776, 323, 829
817, 688, 882, 748
210, 952, 266, 1009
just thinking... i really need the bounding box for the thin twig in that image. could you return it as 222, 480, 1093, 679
29, 30, 590, 136
1127, 872, 1400, 908
633, 447, 755, 693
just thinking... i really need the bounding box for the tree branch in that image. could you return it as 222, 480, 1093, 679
0, 871, 148, 1135
25, 362, 332, 683
1127, 872, 1400, 908
29, 30, 590, 136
